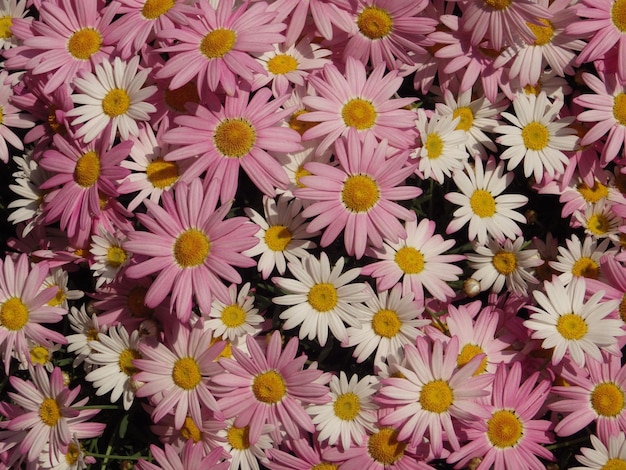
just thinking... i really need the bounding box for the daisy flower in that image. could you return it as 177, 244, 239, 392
434, 88, 507, 159
156, 0, 285, 96
265, 437, 343, 470
89, 225, 130, 289
575, 72, 626, 165
343, 0, 436, 69
66, 55, 156, 144
272, 252, 370, 346
163, 87, 301, 202
251, 37, 332, 98
447, 361, 553, 470
524, 276, 624, 367
307, 372, 378, 450
244, 196, 318, 279
0, 0, 29, 50
296, 132, 421, 259
65, 304, 106, 369
467, 236, 542, 296
376, 336, 493, 456
217, 418, 274, 470
213, 331, 330, 444
446, 156, 528, 245
344, 284, 430, 368
495, 91, 577, 183
551, 352, 626, 441
133, 320, 225, 429
0, 254, 67, 374
574, 198, 624, 242
84, 324, 143, 411
549, 235, 615, 285
573, 432, 626, 469
123, 177, 258, 321
299, 57, 417, 155
205, 282, 264, 342
7, 366, 105, 464
0, 71, 36, 164
137, 441, 229, 470
411, 108, 469, 183
362, 218, 465, 305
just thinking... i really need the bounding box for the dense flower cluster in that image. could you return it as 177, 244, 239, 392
1, 0, 626, 469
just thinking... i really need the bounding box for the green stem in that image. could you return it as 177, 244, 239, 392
87, 453, 146, 461
74, 405, 122, 410
546, 435, 590, 451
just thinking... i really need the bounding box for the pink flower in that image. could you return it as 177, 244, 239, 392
295, 132, 420, 259
123, 177, 258, 321
137, 441, 229, 470
0, 71, 35, 163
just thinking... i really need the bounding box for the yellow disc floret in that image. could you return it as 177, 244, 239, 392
591, 382, 625, 417
333, 392, 361, 421
308, 283, 338, 312
470, 189, 497, 217
357, 6, 393, 39
102, 88, 131, 118
200, 28, 236, 59
420, 379, 454, 413
252, 370, 286, 404
556, 313, 588, 340
265, 225, 292, 252
367, 428, 407, 464
0, 297, 29, 331
492, 251, 517, 275
486, 410, 524, 448
172, 357, 202, 390
372, 309, 402, 338
394, 247, 425, 274
173, 228, 210, 268
74, 151, 101, 188
146, 158, 179, 189
39, 397, 61, 426
522, 121, 550, 150
213, 118, 256, 158
341, 174, 380, 212
67, 28, 102, 60
267, 54, 298, 75
141, 0, 175, 20
341, 98, 377, 130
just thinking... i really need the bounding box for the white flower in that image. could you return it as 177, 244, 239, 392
549, 235, 616, 285
0, 0, 29, 50
7, 151, 49, 236
67, 55, 156, 143
90, 226, 130, 288
574, 198, 623, 242
66, 304, 106, 369
573, 433, 626, 470
524, 277, 624, 367
216, 418, 274, 470
205, 282, 264, 342
40, 267, 84, 310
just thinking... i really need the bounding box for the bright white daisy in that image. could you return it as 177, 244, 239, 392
549, 235, 615, 285
524, 276, 624, 367
307, 372, 378, 449
245, 196, 319, 279
89, 225, 131, 289
574, 198, 623, 242
84, 324, 142, 410
445, 156, 528, 245
0, 0, 29, 50
41, 266, 83, 310
573, 432, 626, 470
20, 339, 61, 372
65, 304, 106, 369
67, 55, 157, 143
495, 91, 577, 183
344, 284, 429, 368
435, 88, 507, 159
467, 236, 543, 296
217, 419, 274, 470
205, 282, 264, 342
411, 109, 468, 183
272, 252, 370, 346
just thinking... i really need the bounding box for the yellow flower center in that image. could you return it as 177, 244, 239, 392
165, 82, 200, 113
367, 428, 407, 465
457, 344, 488, 375
172, 357, 202, 390
39, 397, 61, 426
484, 0, 512, 10
372, 308, 402, 338
173, 228, 210, 268
67, 28, 102, 60
47, 105, 66, 135
614, 93, 626, 125
252, 370, 286, 404
74, 151, 101, 188
341, 98, 377, 130
603, 459, 626, 470
591, 382, 625, 417
612, 0, 626, 32
453, 107, 474, 131
0, 297, 29, 331
341, 174, 380, 212
311, 464, 338, 470
424, 133, 444, 159
267, 54, 298, 75
264, 225, 292, 252
146, 158, 179, 189
295, 165, 311, 188
486, 410, 524, 448
420, 379, 454, 413
524, 83, 541, 96
227, 425, 250, 450
86, 328, 99, 342
289, 110, 318, 136
587, 213, 611, 236
141, 0, 175, 20
492, 251, 517, 275
394, 247, 425, 274
118, 348, 141, 376
556, 313, 588, 340
102, 88, 131, 118
106, 246, 127, 268
0, 106, 4, 125
200, 28, 236, 59
357, 6, 393, 39
577, 181, 609, 203
213, 118, 256, 158
571, 257, 599, 279
308, 283, 338, 312
522, 121, 550, 150
221, 304, 246, 328
127, 285, 153, 318
527, 18, 554, 46
47, 287, 66, 307
333, 392, 361, 421
619, 294, 626, 323
31, 345, 50, 365
470, 189, 497, 217
0, 16, 12, 39
65, 443, 80, 466
180, 416, 202, 442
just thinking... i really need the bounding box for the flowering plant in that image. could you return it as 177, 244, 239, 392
1, 0, 626, 469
